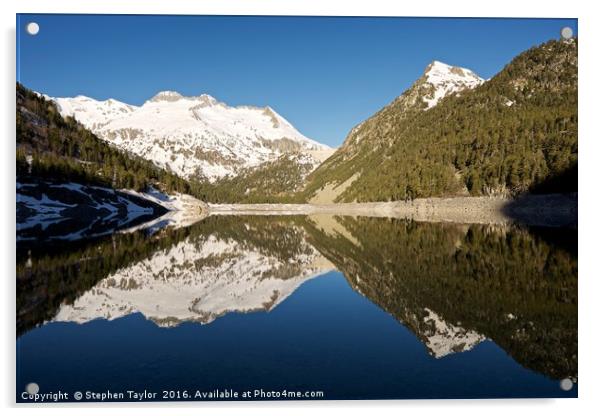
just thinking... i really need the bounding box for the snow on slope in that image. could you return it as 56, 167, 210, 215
339, 60, 484, 152
51, 95, 136, 130
421, 308, 485, 358
421, 61, 484, 109
17, 181, 208, 242
50, 91, 332, 182
53, 231, 334, 327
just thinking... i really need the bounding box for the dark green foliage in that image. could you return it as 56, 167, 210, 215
303, 39, 578, 202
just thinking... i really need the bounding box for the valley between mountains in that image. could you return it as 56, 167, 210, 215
17, 38, 577, 240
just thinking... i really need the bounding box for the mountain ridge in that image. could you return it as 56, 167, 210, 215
49, 90, 333, 182
337, 60, 484, 158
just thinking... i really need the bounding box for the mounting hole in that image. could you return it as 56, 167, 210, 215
26, 22, 39, 36
25, 382, 39, 394
559, 378, 574, 391
560, 27, 573, 40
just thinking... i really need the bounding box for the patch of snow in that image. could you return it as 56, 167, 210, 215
422, 308, 486, 358
16, 191, 76, 232
119, 187, 207, 230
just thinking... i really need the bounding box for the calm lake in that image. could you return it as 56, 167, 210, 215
16, 215, 578, 401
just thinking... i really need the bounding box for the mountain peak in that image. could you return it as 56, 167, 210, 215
193, 93, 220, 107
146, 91, 222, 107
420, 60, 484, 109
148, 90, 184, 102
424, 60, 451, 73
423, 60, 481, 83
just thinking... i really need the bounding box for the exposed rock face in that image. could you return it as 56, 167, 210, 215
420, 61, 484, 109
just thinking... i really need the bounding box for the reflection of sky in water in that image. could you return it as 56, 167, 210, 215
16, 217, 577, 401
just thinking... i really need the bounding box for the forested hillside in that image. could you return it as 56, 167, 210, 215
303, 39, 577, 202
193, 155, 312, 203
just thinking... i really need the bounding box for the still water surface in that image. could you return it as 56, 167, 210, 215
16, 215, 578, 401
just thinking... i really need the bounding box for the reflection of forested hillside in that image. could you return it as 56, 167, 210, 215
302, 217, 577, 380
17, 215, 321, 336
17, 225, 195, 336
197, 216, 314, 265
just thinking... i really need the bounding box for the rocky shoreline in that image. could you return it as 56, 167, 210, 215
208, 193, 577, 227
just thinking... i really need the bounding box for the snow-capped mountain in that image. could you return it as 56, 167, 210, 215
419, 61, 484, 109
303, 60, 484, 202
51, 95, 137, 130
339, 61, 483, 152
53, 227, 334, 327
50, 91, 333, 182
385, 60, 484, 115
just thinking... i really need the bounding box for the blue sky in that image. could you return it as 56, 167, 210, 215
17, 15, 577, 147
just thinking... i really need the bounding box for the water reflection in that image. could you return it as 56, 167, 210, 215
303, 217, 577, 381
17, 214, 577, 385
53, 222, 333, 326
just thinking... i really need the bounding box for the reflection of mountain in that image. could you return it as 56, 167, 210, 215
303, 216, 577, 380
17, 216, 333, 333
53, 221, 333, 326
17, 222, 201, 335
419, 308, 485, 358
